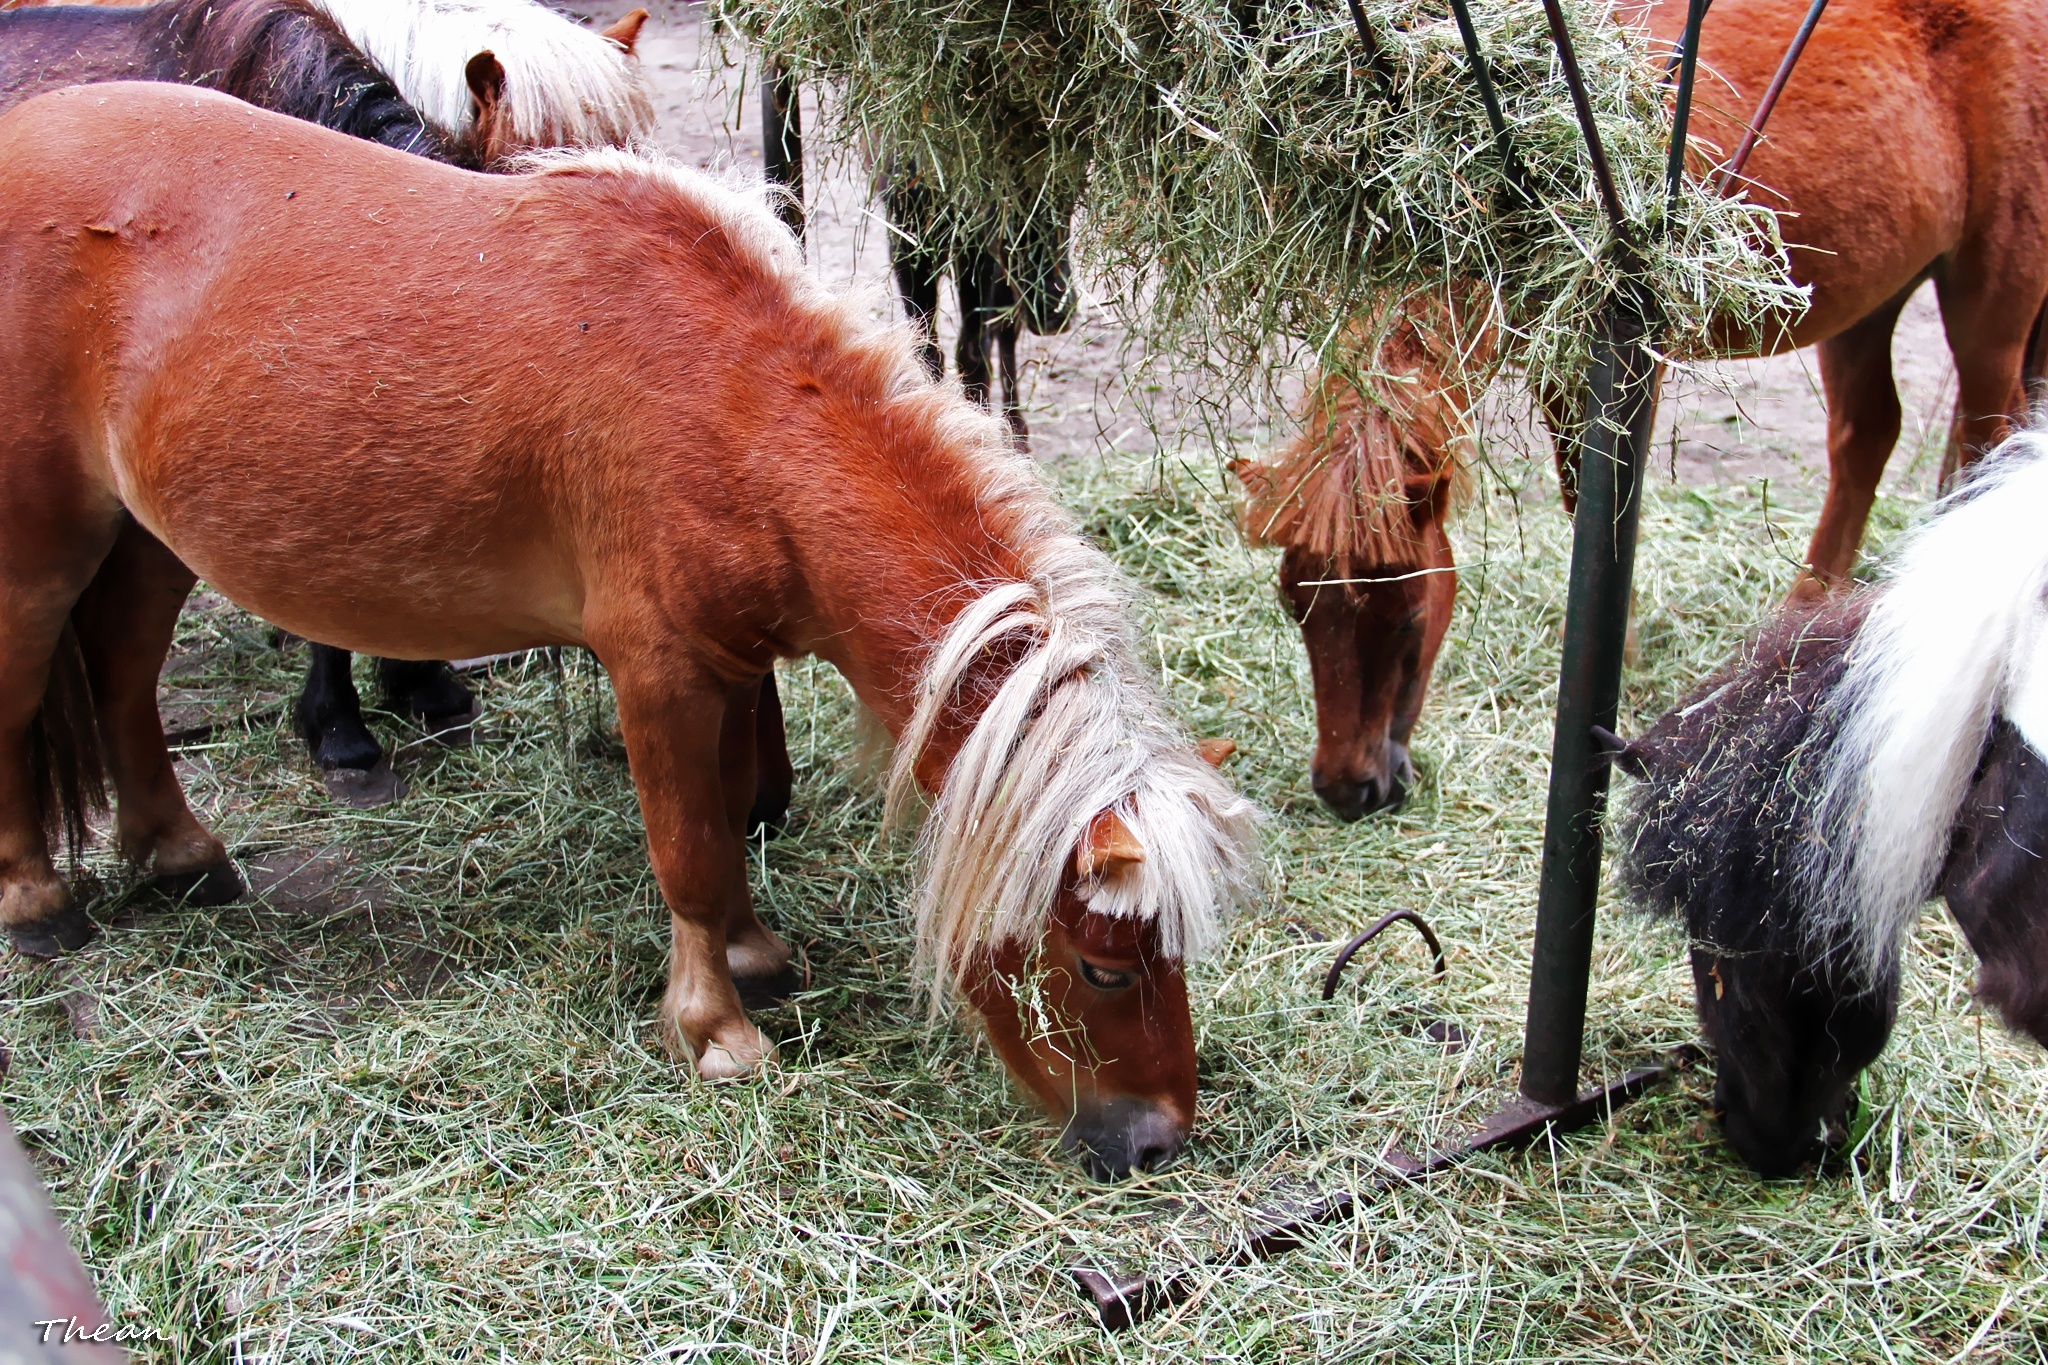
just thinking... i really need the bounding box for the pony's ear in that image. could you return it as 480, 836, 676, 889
465, 50, 507, 127
1075, 809, 1146, 880
1195, 737, 1237, 767
1591, 724, 1649, 780
601, 8, 649, 54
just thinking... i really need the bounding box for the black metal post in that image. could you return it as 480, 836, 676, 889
1518, 282, 1658, 1106
761, 58, 804, 243
1664, 0, 1709, 214
1446, 0, 1531, 202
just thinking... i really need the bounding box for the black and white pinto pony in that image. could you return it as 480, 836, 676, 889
1607, 432, 2048, 1177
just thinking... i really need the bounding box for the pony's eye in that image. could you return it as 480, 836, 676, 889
1077, 959, 1134, 991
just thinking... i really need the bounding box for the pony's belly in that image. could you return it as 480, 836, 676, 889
122, 472, 584, 659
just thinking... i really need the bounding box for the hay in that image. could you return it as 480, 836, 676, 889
710, 0, 1803, 395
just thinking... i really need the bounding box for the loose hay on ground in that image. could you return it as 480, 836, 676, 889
2, 451, 2044, 1361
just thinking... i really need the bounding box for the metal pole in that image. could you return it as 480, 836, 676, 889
1342, 0, 1400, 101
1715, 0, 1827, 194
1446, 0, 1531, 202
760, 58, 804, 243
1518, 280, 1658, 1106
1664, 0, 1709, 214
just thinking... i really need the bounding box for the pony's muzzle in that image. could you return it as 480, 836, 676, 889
1064, 1098, 1187, 1181
1313, 743, 1415, 821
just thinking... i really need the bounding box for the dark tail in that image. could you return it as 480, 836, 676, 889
27, 620, 106, 864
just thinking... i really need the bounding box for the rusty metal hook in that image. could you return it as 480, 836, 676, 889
1321, 909, 1446, 1001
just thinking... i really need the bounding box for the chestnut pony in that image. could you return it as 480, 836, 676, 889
1241, 0, 2048, 817
1233, 307, 1471, 819
0, 0, 657, 798
1609, 433, 2048, 1175
0, 85, 1259, 1177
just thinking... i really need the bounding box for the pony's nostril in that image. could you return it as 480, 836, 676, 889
1066, 1102, 1186, 1180
1313, 776, 1369, 821
1133, 1140, 1177, 1174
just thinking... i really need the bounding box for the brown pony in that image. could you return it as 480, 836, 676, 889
0, 84, 1259, 1178
1234, 308, 1473, 818
1246, 0, 2048, 817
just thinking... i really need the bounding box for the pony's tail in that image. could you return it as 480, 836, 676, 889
27, 620, 106, 864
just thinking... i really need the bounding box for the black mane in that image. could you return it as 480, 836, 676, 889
146, 0, 469, 162
0, 0, 470, 166
1612, 594, 1872, 960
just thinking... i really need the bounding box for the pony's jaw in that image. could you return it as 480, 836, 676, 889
1693, 948, 1896, 1178
1281, 548, 1450, 821
964, 904, 1197, 1180
1940, 719, 2048, 1046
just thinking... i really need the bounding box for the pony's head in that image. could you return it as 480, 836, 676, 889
887, 558, 1260, 1179
1613, 434, 2048, 1175
1235, 320, 1467, 819
1608, 597, 1888, 1174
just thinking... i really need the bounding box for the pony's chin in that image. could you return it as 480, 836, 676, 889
1715, 1074, 1858, 1179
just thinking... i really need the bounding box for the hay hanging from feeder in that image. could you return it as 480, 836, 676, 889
712, 0, 1803, 397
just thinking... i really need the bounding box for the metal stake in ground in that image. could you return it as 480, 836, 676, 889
761, 58, 804, 243
1517, 284, 1658, 1105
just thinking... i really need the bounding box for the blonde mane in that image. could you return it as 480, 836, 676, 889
1238, 309, 1479, 574
883, 541, 1263, 997
306, 0, 654, 149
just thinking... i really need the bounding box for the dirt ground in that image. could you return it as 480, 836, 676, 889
595, 0, 1959, 512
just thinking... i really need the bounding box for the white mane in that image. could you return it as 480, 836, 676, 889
305, 0, 654, 148
883, 497, 1263, 1001
1799, 430, 2048, 985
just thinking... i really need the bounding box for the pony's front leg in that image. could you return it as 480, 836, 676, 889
610, 661, 776, 1079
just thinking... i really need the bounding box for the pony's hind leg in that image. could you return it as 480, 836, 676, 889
993, 314, 1028, 446
376, 657, 476, 734
720, 674, 790, 981
1934, 265, 2043, 490
295, 645, 384, 773
70, 519, 240, 906
1797, 286, 1915, 597
0, 515, 123, 957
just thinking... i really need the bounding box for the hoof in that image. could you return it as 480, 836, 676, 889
694, 1025, 777, 1081
8, 905, 97, 959
735, 968, 803, 1011
320, 755, 406, 808
152, 860, 244, 907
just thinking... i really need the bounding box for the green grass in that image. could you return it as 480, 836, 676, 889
4, 450, 2044, 1362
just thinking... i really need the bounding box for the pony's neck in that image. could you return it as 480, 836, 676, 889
769, 385, 1041, 793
